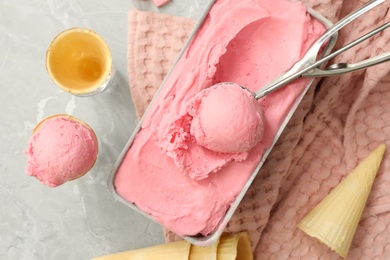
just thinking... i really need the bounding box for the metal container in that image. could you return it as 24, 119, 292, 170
108, 0, 337, 246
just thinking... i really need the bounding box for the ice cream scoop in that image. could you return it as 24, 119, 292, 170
217, 0, 389, 100
159, 83, 264, 179
190, 83, 264, 153
25, 114, 98, 187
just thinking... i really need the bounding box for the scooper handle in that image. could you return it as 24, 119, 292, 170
253, 0, 386, 100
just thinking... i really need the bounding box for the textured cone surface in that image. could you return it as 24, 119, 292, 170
298, 144, 386, 258
189, 238, 219, 260
91, 240, 191, 260
217, 232, 253, 260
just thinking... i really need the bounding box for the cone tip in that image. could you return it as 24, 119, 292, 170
298, 143, 387, 258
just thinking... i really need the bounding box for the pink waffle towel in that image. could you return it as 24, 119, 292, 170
127, 1, 390, 259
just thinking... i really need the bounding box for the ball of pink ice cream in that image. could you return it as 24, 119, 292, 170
25, 115, 98, 187
190, 83, 265, 153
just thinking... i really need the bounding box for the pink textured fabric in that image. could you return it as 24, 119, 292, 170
127, 9, 195, 119
127, 2, 390, 259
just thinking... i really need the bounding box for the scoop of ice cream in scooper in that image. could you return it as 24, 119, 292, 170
159, 82, 265, 180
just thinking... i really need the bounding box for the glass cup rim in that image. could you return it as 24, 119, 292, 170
45, 27, 113, 96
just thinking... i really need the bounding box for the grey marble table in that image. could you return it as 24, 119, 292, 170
0, 1, 208, 259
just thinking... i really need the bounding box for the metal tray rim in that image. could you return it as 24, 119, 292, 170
107, 3, 338, 247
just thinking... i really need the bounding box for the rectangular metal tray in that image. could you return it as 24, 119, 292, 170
108, 1, 338, 246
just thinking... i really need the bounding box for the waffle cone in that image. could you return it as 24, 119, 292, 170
91, 240, 191, 260
217, 232, 253, 260
189, 237, 219, 260
298, 144, 386, 258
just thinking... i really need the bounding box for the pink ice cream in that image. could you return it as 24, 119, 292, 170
114, 0, 326, 237
152, 0, 171, 7
160, 83, 265, 179
191, 84, 264, 153
25, 115, 98, 187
